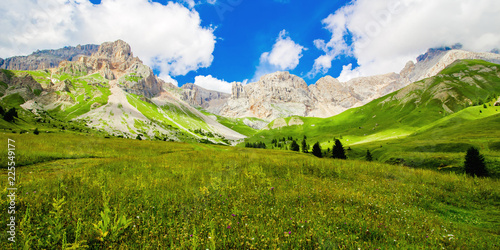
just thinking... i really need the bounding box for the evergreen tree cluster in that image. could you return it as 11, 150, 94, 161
290, 140, 300, 152
1, 106, 18, 122
245, 141, 266, 149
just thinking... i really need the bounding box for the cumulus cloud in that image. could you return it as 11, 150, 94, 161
0, 0, 216, 78
193, 75, 236, 93
311, 0, 500, 81
253, 30, 305, 81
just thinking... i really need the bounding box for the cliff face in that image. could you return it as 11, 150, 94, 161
218, 49, 500, 121
180, 83, 230, 114
57, 40, 165, 98
0, 44, 99, 71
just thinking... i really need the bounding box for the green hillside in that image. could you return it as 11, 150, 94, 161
243, 60, 500, 175
0, 68, 240, 144
1, 133, 499, 249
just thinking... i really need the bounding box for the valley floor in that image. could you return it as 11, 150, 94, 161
1, 133, 499, 249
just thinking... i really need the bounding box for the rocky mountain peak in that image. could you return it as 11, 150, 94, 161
93, 40, 135, 65
258, 71, 308, 90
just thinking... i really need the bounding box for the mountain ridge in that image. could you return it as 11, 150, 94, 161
0, 44, 99, 71
215, 48, 500, 121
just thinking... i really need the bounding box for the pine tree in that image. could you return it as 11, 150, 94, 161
464, 147, 488, 177
301, 138, 308, 153
290, 140, 300, 152
365, 149, 373, 162
332, 139, 347, 159
34, 128, 39, 135
312, 142, 322, 158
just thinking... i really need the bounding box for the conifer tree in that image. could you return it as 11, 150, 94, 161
312, 142, 322, 158
365, 149, 373, 161
464, 147, 488, 177
301, 137, 308, 153
332, 139, 347, 159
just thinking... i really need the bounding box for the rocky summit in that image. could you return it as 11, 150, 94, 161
215, 48, 500, 121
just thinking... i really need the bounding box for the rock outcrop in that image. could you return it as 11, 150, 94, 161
221, 72, 314, 120
181, 83, 230, 114
0, 44, 98, 71
0, 71, 43, 101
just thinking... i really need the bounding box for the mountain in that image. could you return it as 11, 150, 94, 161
0, 44, 99, 71
244, 59, 500, 171
216, 48, 500, 121
0, 40, 246, 143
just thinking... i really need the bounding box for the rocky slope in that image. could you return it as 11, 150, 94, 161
0, 44, 98, 71
218, 48, 500, 121
180, 83, 230, 114
3, 40, 245, 142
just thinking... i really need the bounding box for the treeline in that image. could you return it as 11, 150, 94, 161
245, 141, 267, 149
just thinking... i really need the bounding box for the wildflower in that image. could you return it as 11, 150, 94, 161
270, 187, 274, 191
137, 216, 140, 219
232, 214, 236, 217
33, 191, 36, 193
288, 231, 291, 235
190, 234, 193, 237
227, 225, 231, 229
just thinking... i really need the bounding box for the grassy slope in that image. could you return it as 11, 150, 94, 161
0, 133, 499, 249
197, 109, 259, 137
243, 60, 500, 174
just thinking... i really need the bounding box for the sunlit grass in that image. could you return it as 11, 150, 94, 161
1, 133, 499, 249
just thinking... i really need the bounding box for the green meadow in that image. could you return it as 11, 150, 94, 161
1, 133, 500, 249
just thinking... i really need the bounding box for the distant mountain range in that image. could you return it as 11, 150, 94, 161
217, 47, 500, 121
0, 44, 99, 71
1, 40, 500, 144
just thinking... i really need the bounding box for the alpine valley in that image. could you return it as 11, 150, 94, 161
1, 40, 500, 249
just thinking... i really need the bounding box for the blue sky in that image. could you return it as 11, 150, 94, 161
174, 0, 357, 85
2, 0, 500, 93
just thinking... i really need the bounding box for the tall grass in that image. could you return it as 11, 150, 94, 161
1, 133, 499, 249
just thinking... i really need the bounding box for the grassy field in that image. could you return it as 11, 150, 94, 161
1, 133, 499, 249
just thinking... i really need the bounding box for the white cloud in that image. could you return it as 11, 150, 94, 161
0, 0, 216, 77
253, 30, 305, 81
193, 75, 236, 93
158, 73, 179, 88
312, 0, 500, 81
